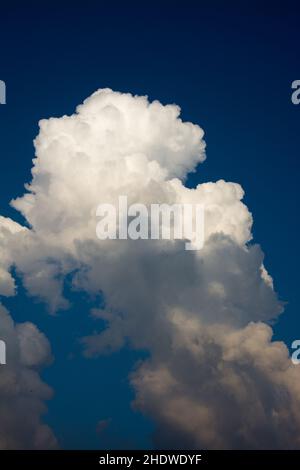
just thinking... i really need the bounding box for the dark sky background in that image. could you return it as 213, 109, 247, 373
0, 0, 299, 449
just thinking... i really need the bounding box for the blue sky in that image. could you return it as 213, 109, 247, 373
0, 0, 300, 449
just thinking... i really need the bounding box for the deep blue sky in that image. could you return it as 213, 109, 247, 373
0, 0, 299, 449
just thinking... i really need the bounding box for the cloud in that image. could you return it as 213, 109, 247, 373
1, 88, 299, 448
0, 303, 57, 449
132, 314, 300, 449
96, 418, 111, 436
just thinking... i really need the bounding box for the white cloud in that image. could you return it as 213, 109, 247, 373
1, 88, 298, 448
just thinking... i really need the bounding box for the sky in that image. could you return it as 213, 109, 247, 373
0, 0, 300, 450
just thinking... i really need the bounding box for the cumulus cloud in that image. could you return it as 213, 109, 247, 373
0, 303, 57, 449
132, 314, 300, 449
1, 88, 299, 449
